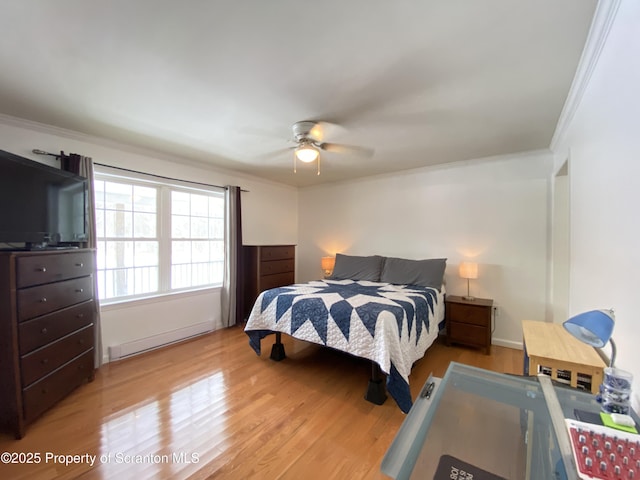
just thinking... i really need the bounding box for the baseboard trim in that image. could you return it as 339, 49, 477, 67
107, 321, 214, 362
492, 338, 523, 350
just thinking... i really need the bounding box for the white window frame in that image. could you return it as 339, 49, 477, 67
94, 167, 225, 305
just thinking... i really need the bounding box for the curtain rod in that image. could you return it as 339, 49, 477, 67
32, 149, 248, 192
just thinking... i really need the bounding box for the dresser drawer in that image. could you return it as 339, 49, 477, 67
449, 322, 487, 346
20, 325, 94, 387
16, 251, 94, 288
22, 349, 94, 423
260, 259, 294, 276
260, 272, 294, 291
18, 301, 94, 354
259, 245, 295, 261
448, 302, 490, 326
17, 276, 94, 322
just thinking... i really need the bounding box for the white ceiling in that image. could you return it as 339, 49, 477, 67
0, 1, 597, 187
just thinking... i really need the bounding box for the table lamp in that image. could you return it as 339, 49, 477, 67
563, 309, 616, 367
459, 261, 478, 300
321, 256, 335, 277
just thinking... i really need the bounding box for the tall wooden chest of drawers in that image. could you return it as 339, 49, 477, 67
241, 245, 295, 321
0, 249, 96, 438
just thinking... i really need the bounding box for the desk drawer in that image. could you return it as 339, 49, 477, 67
22, 349, 94, 423
20, 325, 94, 387
17, 276, 93, 322
448, 303, 490, 326
19, 301, 94, 354
17, 251, 94, 288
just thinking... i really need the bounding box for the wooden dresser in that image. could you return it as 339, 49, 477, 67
0, 249, 96, 438
241, 245, 295, 321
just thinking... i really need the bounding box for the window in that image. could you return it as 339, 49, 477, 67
94, 170, 224, 303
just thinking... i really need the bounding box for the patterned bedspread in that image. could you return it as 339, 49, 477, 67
244, 279, 445, 412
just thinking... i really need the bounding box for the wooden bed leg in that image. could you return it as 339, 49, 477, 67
269, 332, 286, 361
364, 361, 387, 405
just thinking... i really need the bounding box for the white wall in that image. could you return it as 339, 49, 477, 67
552, 0, 640, 410
298, 151, 553, 348
0, 116, 298, 362
551, 168, 570, 324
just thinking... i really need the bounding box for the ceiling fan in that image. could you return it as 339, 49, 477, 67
288, 120, 374, 175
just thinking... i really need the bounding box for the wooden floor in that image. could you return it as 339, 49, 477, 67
0, 327, 523, 480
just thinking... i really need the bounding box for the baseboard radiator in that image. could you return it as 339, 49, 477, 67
108, 321, 214, 362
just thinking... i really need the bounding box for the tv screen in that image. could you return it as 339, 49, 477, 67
0, 149, 88, 248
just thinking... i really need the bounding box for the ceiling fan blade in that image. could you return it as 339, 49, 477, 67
255, 146, 295, 160
319, 142, 374, 157
309, 121, 350, 143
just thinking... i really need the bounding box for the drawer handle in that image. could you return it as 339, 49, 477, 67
77, 313, 84, 318
41, 358, 49, 365
40, 297, 47, 303
37, 267, 47, 273
75, 263, 84, 268
41, 327, 48, 334
79, 339, 85, 345
41, 388, 48, 394
76, 288, 84, 293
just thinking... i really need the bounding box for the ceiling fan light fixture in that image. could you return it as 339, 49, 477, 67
294, 144, 319, 163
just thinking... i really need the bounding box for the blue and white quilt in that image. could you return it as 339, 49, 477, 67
244, 279, 445, 413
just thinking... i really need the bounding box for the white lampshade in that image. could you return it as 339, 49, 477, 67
459, 261, 478, 280
295, 145, 319, 163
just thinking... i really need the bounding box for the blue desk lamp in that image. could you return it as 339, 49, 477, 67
563, 309, 616, 367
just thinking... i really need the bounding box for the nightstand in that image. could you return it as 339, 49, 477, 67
445, 295, 493, 354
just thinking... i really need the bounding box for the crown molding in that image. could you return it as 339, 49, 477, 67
0, 113, 297, 191
550, 0, 622, 151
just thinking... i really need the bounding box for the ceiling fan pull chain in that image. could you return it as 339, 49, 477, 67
317, 154, 320, 175
293, 152, 297, 173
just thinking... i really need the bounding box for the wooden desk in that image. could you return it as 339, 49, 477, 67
522, 320, 605, 394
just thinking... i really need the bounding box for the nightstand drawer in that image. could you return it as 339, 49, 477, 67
449, 322, 486, 346
448, 302, 490, 326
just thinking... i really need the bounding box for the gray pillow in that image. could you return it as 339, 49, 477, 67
330, 253, 385, 282
380, 257, 447, 289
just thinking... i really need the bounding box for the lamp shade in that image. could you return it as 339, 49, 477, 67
459, 261, 478, 280
563, 309, 615, 348
321, 256, 335, 274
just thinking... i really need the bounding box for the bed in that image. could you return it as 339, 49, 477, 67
244, 254, 447, 413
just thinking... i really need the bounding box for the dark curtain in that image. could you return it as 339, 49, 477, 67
61, 153, 103, 367
221, 186, 244, 327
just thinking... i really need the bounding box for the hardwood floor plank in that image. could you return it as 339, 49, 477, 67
0, 327, 523, 479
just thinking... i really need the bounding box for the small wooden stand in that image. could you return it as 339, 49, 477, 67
522, 320, 605, 394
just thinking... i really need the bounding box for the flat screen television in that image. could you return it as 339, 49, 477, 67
0, 149, 88, 249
